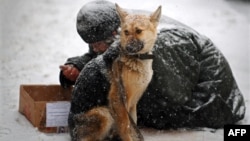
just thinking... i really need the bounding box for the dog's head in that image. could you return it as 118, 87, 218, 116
115, 4, 161, 55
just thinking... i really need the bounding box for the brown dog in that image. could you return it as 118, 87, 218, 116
108, 4, 161, 141
75, 4, 161, 141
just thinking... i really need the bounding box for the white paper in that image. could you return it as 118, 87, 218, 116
46, 102, 71, 127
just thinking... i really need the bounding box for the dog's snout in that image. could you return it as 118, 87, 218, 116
126, 39, 144, 53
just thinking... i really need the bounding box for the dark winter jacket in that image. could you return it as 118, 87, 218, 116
59, 47, 97, 88
63, 15, 245, 139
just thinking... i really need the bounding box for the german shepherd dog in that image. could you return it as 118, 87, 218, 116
75, 4, 161, 141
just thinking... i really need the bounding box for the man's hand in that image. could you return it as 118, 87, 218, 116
59, 65, 80, 82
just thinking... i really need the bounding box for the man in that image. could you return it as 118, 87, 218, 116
59, 0, 245, 140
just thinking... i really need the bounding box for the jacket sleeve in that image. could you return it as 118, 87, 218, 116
68, 56, 110, 140
59, 46, 97, 88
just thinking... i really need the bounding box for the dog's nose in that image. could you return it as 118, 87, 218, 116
126, 39, 144, 53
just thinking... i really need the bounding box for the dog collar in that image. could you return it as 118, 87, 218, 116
129, 53, 154, 60
119, 46, 154, 60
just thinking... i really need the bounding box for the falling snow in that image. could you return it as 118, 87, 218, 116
0, 0, 249, 141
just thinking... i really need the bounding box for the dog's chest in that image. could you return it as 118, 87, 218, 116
120, 58, 153, 88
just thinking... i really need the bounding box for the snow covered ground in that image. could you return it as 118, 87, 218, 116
0, 0, 249, 140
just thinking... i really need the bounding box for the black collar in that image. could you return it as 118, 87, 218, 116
128, 53, 154, 60
119, 46, 154, 60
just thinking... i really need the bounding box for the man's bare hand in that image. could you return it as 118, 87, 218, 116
59, 65, 80, 82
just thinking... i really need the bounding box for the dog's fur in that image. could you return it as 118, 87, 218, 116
75, 4, 161, 141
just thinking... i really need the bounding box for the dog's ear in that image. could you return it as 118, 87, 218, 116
115, 3, 128, 23
150, 5, 162, 27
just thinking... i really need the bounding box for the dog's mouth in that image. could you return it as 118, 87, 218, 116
125, 39, 144, 54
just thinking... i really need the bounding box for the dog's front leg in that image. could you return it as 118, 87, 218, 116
129, 104, 138, 124
109, 80, 133, 141
108, 61, 132, 141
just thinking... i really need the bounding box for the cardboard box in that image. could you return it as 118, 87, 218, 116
19, 84, 72, 133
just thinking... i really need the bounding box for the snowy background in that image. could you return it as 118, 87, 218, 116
0, 0, 249, 140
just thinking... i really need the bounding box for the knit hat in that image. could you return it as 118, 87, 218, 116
76, 0, 120, 43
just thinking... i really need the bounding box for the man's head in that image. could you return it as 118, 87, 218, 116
76, 0, 120, 44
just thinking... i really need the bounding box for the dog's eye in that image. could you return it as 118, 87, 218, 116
136, 29, 142, 34
124, 30, 129, 36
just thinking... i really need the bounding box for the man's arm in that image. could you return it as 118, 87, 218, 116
59, 47, 97, 88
